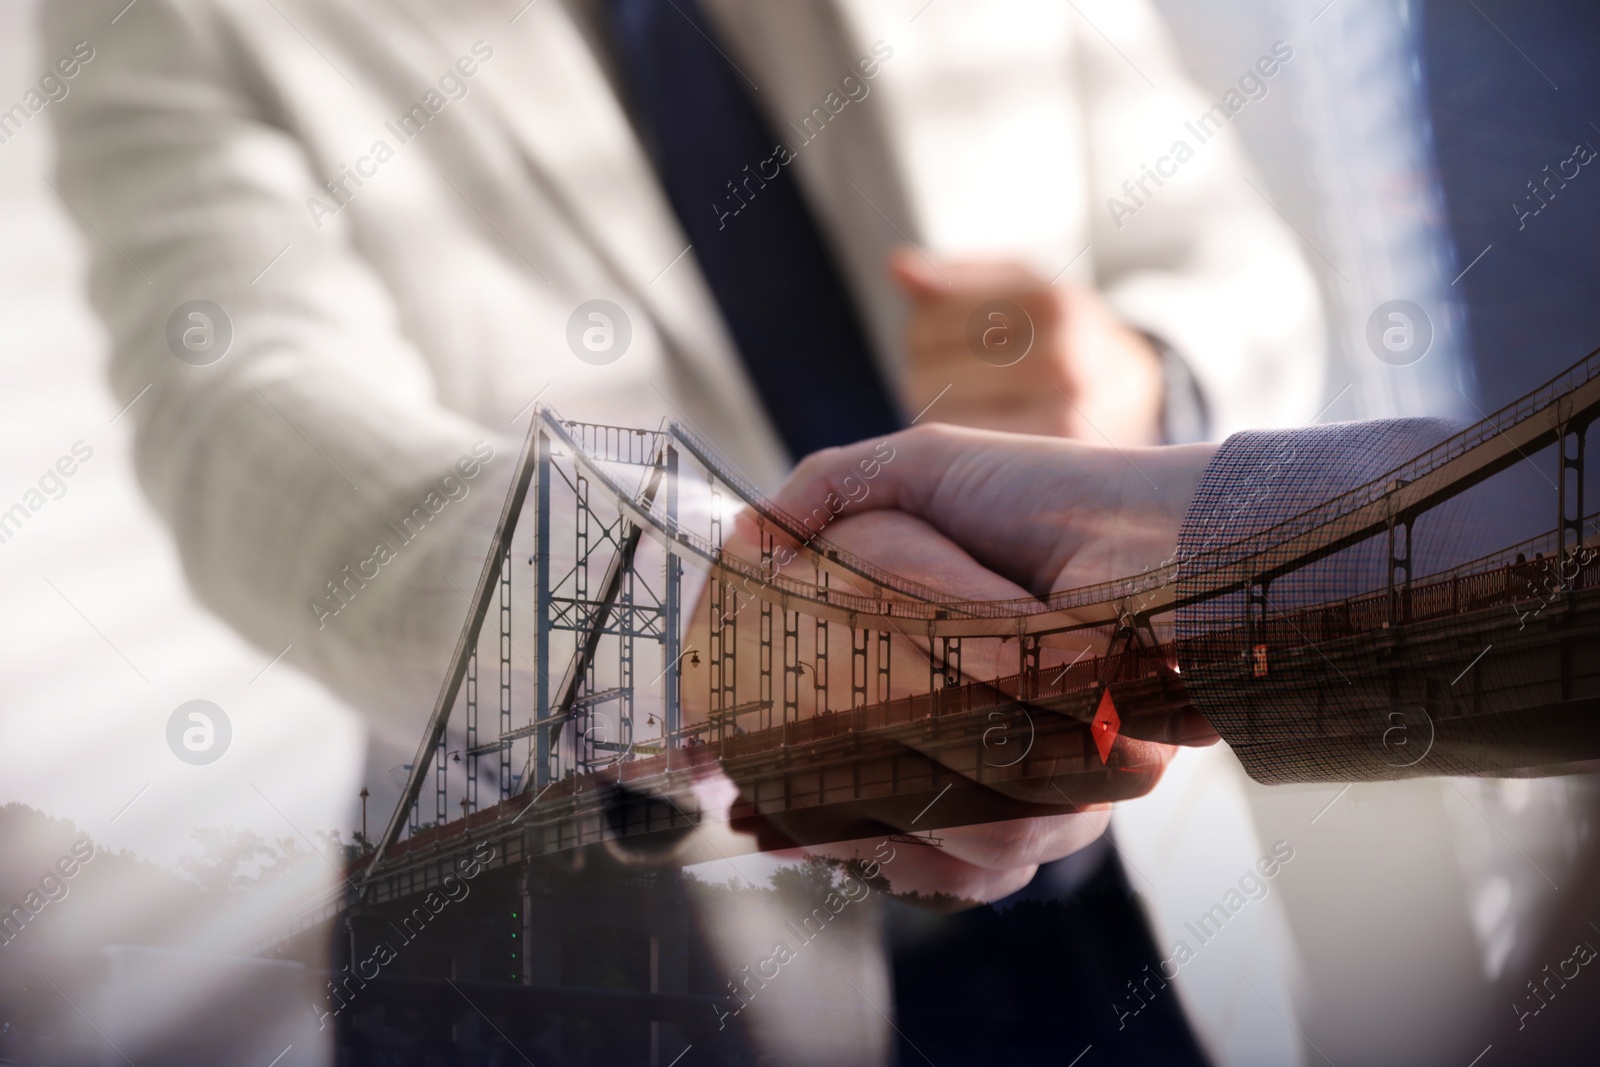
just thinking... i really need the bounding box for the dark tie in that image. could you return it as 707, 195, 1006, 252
605, 0, 903, 458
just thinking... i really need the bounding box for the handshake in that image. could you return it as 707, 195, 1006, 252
690, 424, 1228, 904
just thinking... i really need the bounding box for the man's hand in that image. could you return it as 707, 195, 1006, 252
747, 425, 1222, 902
890, 249, 1166, 445
680, 506, 1122, 904
776, 423, 1216, 601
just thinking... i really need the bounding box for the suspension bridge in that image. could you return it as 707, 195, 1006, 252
237, 349, 1600, 970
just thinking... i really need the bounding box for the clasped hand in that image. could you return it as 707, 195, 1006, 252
685, 427, 1222, 903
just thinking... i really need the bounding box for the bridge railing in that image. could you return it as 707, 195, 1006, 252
372, 541, 1600, 882
557, 421, 668, 467
545, 351, 1600, 652
1180, 526, 1600, 665
705, 644, 1183, 763
1169, 349, 1600, 587
548, 412, 1065, 624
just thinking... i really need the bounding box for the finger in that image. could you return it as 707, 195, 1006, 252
905, 331, 1059, 369
797, 835, 1043, 905
882, 724, 1175, 809
887, 246, 949, 302
797, 810, 1111, 904
772, 433, 924, 527
890, 248, 1055, 301
776, 425, 1098, 599
906, 374, 1069, 410
822, 510, 1034, 603
1168, 707, 1222, 747
931, 810, 1111, 871
786, 822, 1078, 900
905, 288, 1060, 348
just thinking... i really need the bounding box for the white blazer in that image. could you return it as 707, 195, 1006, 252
45, 0, 1323, 719
44, 1, 1323, 1061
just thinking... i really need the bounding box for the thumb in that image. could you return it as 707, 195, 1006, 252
887, 246, 950, 302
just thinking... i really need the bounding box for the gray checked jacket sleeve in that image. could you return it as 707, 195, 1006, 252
1172, 420, 1600, 784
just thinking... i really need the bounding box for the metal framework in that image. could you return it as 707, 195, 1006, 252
354, 349, 1600, 897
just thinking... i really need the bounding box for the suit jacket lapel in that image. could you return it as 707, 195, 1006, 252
387, 0, 787, 473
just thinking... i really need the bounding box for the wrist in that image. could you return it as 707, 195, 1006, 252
1153, 442, 1218, 533
1033, 439, 1218, 596
1144, 442, 1219, 573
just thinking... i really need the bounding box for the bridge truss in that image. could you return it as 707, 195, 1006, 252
334, 347, 1600, 915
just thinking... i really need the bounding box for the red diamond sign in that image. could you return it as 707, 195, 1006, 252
1092, 688, 1121, 764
